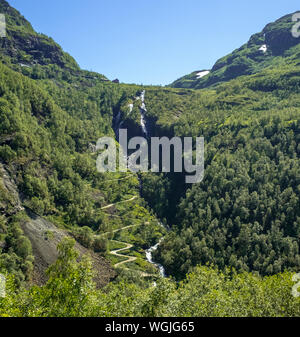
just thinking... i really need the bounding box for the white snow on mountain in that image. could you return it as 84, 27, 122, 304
259, 44, 267, 53
196, 70, 210, 79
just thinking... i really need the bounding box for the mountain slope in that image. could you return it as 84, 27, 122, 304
0, 1, 299, 317
0, 0, 164, 285
0, 0, 299, 287
169, 12, 300, 89
143, 63, 300, 279
0, 0, 78, 69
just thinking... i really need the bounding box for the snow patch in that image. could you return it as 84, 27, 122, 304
196, 70, 210, 79
259, 44, 267, 53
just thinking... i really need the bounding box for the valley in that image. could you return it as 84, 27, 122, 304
0, 0, 299, 317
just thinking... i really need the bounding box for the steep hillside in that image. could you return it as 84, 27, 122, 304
142, 64, 300, 279
169, 12, 300, 89
0, 0, 299, 301
0, 0, 78, 68
0, 0, 164, 286
0, 1, 299, 317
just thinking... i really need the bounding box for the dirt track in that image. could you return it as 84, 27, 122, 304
110, 241, 136, 267
110, 240, 154, 277
101, 196, 138, 210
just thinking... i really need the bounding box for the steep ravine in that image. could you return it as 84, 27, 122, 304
113, 90, 167, 277
139, 91, 166, 277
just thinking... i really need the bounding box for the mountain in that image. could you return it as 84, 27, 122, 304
0, 0, 78, 69
169, 12, 300, 89
0, 0, 164, 287
0, 1, 299, 317
0, 0, 109, 85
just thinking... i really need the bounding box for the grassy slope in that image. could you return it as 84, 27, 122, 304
169, 11, 300, 89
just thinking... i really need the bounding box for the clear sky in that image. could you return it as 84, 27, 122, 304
8, 0, 300, 85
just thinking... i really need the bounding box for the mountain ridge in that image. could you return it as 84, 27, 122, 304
169, 11, 300, 89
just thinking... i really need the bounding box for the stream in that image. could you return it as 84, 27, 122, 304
113, 90, 167, 278
138, 90, 166, 277
146, 241, 166, 278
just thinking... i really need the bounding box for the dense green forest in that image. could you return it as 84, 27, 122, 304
141, 63, 300, 279
1, 238, 299, 317
0, 0, 299, 317
0, 0, 164, 286
0, 55, 164, 284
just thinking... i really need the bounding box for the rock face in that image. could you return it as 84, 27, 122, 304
22, 211, 116, 287
0, 163, 24, 216
0, 162, 116, 288
1, 31, 68, 67
265, 30, 294, 55
169, 11, 300, 89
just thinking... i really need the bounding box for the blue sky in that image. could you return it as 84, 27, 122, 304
8, 0, 300, 85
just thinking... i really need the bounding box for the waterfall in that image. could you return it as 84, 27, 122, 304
112, 89, 167, 278
128, 103, 133, 113
146, 240, 166, 278
114, 91, 148, 138
139, 90, 149, 138
138, 90, 166, 277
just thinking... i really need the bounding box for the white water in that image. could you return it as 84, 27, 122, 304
140, 90, 148, 137
138, 90, 166, 277
146, 241, 166, 277
114, 92, 147, 136
113, 89, 167, 278
140, 112, 148, 136
128, 103, 133, 113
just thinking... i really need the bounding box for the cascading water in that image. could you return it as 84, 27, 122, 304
113, 90, 167, 278
146, 241, 166, 278
138, 91, 166, 277
139, 90, 148, 138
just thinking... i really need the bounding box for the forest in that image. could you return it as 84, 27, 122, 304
1, 238, 299, 317
0, 0, 299, 317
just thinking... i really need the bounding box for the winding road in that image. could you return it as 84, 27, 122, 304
103, 90, 165, 277
101, 196, 138, 210
110, 240, 154, 277
110, 240, 136, 267
100, 224, 139, 236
